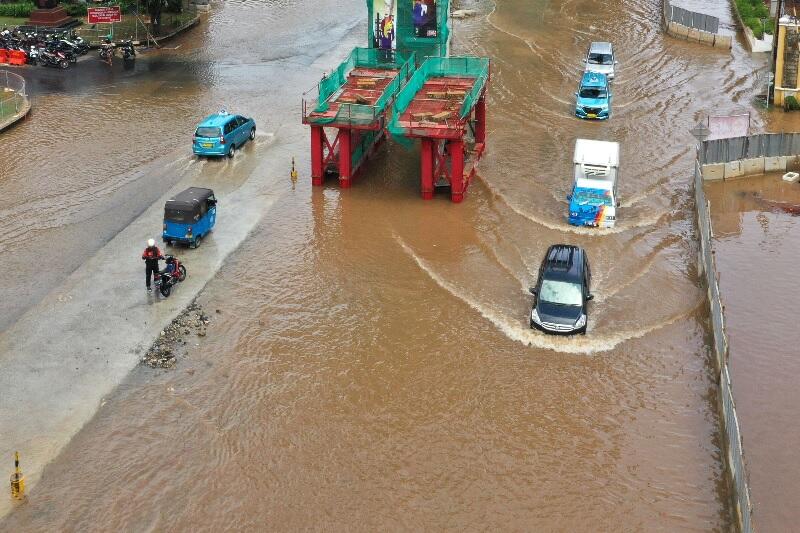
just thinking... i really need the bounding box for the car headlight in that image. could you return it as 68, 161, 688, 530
570, 212, 578, 217
575, 314, 586, 328
531, 308, 541, 324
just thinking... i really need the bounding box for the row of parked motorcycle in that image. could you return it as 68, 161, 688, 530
0, 27, 134, 69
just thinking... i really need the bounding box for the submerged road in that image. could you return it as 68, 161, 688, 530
0, 0, 775, 529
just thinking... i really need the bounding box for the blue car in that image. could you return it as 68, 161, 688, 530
193, 111, 256, 158
575, 72, 611, 120
163, 187, 216, 248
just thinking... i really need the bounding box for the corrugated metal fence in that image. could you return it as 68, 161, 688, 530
695, 161, 754, 533
700, 132, 800, 164
664, 0, 720, 33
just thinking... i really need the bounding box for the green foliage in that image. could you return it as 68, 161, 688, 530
62, 2, 87, 16
735, 0, 774, 39
0, 3, 34, 18
785, 95, 800, 111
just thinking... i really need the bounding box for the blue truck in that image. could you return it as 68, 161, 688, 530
567, 139, 620, 228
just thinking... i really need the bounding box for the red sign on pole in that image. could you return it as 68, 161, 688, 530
87, 6, 122, 24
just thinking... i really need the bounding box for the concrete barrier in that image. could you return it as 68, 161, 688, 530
764, 155, 787, 172
741, 157, 766, 175
724, 160, 744, 179
702, 162, 726, 180
714, 34, 733, 49
665, 20, 732, 49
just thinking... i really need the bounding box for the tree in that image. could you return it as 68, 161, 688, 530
145, 0, 166, 33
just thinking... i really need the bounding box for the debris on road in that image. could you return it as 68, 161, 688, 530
141, 301, 210, 369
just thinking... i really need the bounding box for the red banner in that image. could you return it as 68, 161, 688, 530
87, 6, 122, 24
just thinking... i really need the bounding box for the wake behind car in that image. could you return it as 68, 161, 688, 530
193, 111, 256, 158
575, 72, 611, 120
529, 245, 593, 335
584, 41, 616, 80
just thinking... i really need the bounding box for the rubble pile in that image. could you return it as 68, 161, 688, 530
141, 302, 211, 369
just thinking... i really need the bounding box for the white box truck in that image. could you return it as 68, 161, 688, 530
567, 139, 620, 228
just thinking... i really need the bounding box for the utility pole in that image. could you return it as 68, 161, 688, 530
771, 0, 783, 103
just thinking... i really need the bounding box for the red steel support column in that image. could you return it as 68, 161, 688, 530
421, 138, 435, 200
475, 96, 486, 145
338, 129, 352, 188
311, 126, 324, 186
450, 140, 465, 203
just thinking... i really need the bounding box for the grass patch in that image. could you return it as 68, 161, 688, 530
0, 15, 28, 27
734, 0, 774, 39
0, 92, 25, 123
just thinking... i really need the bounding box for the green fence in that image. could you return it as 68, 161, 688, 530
303, 47, 415, 126
388, 56, 489, 136
0, 70, 28, 129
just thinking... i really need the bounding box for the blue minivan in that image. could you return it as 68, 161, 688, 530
163, 187, 217, 248
193, 111, 256, 158
575, 72, 611, 120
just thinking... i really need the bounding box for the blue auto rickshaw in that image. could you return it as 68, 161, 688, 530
162, 187, 217, 248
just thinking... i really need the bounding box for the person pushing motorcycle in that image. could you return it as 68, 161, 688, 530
141, 238, 164, 291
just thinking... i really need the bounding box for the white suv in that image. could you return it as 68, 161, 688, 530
585, 42, 616, 80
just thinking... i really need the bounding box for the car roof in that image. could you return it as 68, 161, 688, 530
198, 113, 237, 128
580, 72, 607, 87
588, 42, 613, 54
541, 244, 585, 282
165, 187, 215, 212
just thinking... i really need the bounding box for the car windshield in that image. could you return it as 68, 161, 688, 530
572, 188, 612, 206
539, 280, 583, 306
587, 53, 613, 65
195, 127, 220, 138
579, 87, 607, 99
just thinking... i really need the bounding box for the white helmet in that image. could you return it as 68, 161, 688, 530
147, 238, 156, 247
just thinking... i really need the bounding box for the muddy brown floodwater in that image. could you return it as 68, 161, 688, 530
706, 173, 800, 532
0, 0, 777, 529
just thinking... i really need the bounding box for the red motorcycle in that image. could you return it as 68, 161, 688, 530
154, 255, 187, 297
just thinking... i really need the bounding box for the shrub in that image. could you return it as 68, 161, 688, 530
62, 1, 87, 16
0, 2, 34, 17
736, 0, 774, 39
785, 95, 800, 111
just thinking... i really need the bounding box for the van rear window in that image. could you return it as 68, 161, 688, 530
196, 127, 221, 138
165, 208, 198, 223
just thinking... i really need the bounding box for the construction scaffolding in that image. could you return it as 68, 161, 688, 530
389, 56, 490, 202
302, 48, 415, 187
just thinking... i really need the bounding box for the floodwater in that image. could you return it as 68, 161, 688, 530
0, 0, 776, 529
705, 173, 800, 532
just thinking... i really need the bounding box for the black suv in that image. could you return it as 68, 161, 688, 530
529, 244, 593, 335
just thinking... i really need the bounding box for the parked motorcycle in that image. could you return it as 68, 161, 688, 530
154, 255, 187, 297
46, 42, 76, 63
119, 40, 135, 61
38, 47, 69, 69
